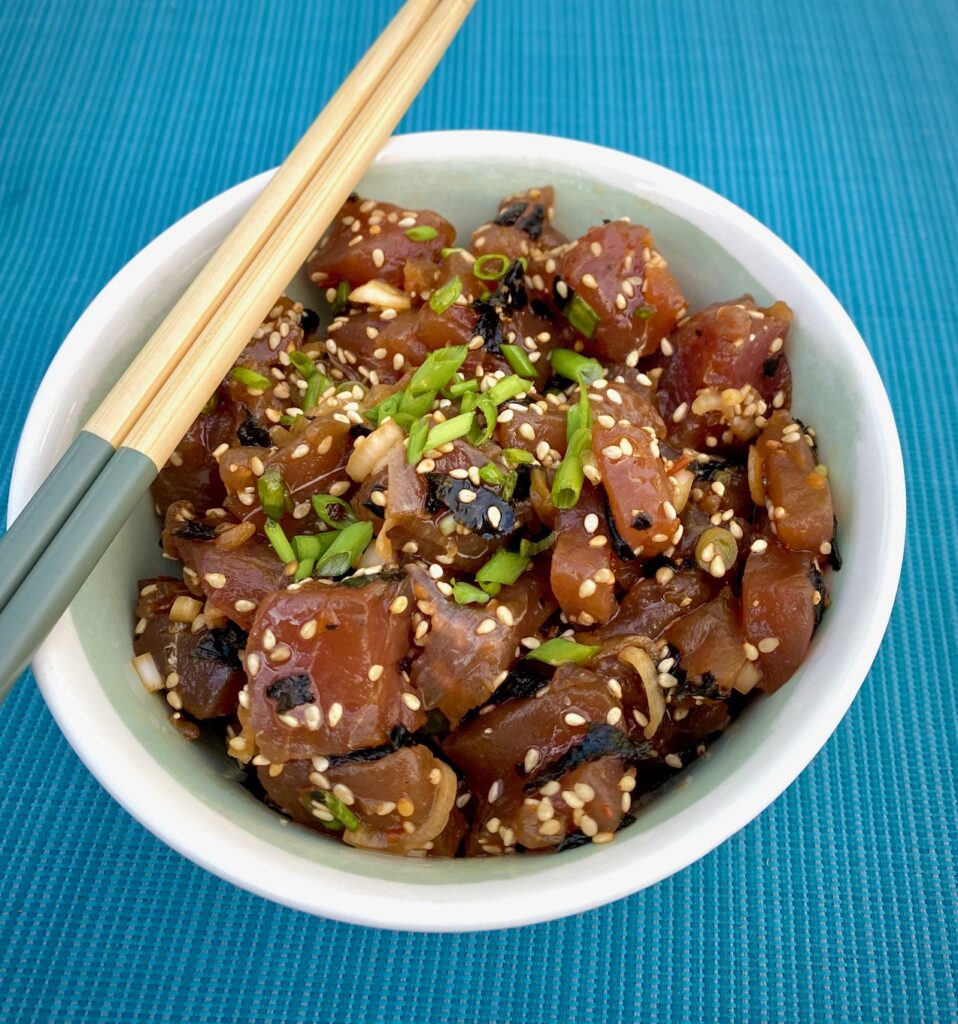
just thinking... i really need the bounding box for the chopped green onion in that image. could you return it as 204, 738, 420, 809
479, 290, 492, 302
405, 225, 439, 242
502, 447, 535, 465
447, 377, 479, 397
264, 519, 295, 564
293, 557, 315, 582
429, 275, 462, 315
453, 581, 491, 605
517, 256, 528, 272
330, 280, 350, 315
314, 521, 374, 578
469, 393, 498, 445
526, 637, 600, 666
440, 246, 465, 259
550, 348, 605, 386
476, 549, 530, 590
321, 791, 360, 830
289, 351, 317, 378
406, 417, 430, 466
552, 426, 592, 510
257, 465, 286, 520
425, 411, 474, 451
566, 385, 593, 443
230, 366, 272, 391
407, 345, 468, 395
478, 462, 507, 487
563, 294, 601, 339
364, 391, 402, 426
501, 344, 537, 379
473, 253, 511, 281
634, 304, 654, 320
519, 531, 556, 558
501, 470, 519, 502
303, 373, 331, 413
311, 494, 356, 530
279, 413, 301, 428
486, 373, 532, 406
293, 533, 337, 561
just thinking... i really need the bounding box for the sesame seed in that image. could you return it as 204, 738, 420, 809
496, 605, 515, 626
488, 780, 503, 803
743, 642, 760, 661
580, 815, 599, 837
518, 422, 536, 441
389, 595, 408, 614
234, 599, 256, 614
397, 797, 415, 817
578, 579, 597, 599
203, 572, 226, 589
581, 273, 598, 288
327, 702, 344, 727
606, 706, 623, 725
564, 711, 587, 727
751, 538, 768, 554
758, 637, 780, 653
592, 832, 615, 845
458, 488, 477, 504
368, 663, 384, 681
584, 513, 599, 534
476, 618, 497, 636
539, 819, 562, 836
665, 753, 683, 769
402, 692, 422, 710
672, 402, 688, 423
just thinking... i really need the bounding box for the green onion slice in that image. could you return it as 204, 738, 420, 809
303, 373, 331, 413
440, 246, 465, 259
486, 373, 532, 407
406, 417, 430, 466
330, 280, 351, 315
293, 557, 315, 582
264, 519, 295, 564
478, 462, 507, 487
257, 465, 286, 520
314, 521, 374, 578
407, 345, 468, 395
501, 471, 519, 502
311, 494, 356, 530
321, 791, 360, 830
289, 351, 317, 378
447, 377, 479, 397
405, 225, 439, 242
563, 294, 601, 339
501, 344, 537, 379
502, 447, 536, 465
429, 275, 462, 315
634, 304, 654, 320
473, 253, 511, 281
526, 637, 600, 666
230, 366, 272, 391
469, 393, 498, 445
476, 549, 530, 590
519, 531, 556, 558
364, 391, 402, 426
452, 581, 491, 605
425, 411, 474, 451
293, 533, 337, 561
552, 426, 592, 510
550, 348, 605, 386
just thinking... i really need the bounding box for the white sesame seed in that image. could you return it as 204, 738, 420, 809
476, 618, 497, 636
758, 637, 780, 653
564, 712, 587, 727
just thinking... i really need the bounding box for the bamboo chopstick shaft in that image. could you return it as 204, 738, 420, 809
0, 0, 438, 615
84, 0, 440, 447
125, 0, 475, 468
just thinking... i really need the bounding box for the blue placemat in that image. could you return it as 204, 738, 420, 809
0, 1, 955, 1020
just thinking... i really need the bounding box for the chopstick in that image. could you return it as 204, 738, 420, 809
0, 0, 475, 699
0, 0, 442, 617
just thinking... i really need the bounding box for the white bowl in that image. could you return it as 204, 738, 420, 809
8, 131, 906, 932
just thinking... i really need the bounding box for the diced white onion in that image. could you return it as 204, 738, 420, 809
132, 652, 164, 692
346, 419, 404, 482
348, 279, 412, 311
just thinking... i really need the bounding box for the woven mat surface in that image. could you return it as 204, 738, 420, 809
0, 1, 955, 1020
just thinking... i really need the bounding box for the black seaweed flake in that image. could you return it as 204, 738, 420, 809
426, 474, 515, 539
472, 301, 504, 353
631, 511, 653, 531
493, 201, 526, 227
325, 725, 417, 767
349, 423, 372, 440
237, 407, 272, 448
828, 516, 842, 570
495, 260, 527, 311
809, 561, 827, 627
762, 356, 782, 378
339, 568, 407, 589
266, 674, 315, 714
363, 485, 387, 519
195, 621, 249, 670
601, 490, 637, 561
300, 308, 320, 335
174, 520, 217, 542
525, 724, 653, 790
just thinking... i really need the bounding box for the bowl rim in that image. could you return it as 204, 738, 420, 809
8, 130, 907, 931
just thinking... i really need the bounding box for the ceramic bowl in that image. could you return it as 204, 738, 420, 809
8, 131, 906, 932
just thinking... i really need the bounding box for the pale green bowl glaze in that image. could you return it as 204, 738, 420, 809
10, 132, 905, 931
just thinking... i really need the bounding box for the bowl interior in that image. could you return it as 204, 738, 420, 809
17, 134, 903, 927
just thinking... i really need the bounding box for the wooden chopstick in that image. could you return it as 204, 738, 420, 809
0, 0, 475, 699
0, 0, 441, 618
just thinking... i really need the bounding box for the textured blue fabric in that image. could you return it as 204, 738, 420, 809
0, 0, 954, 1020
